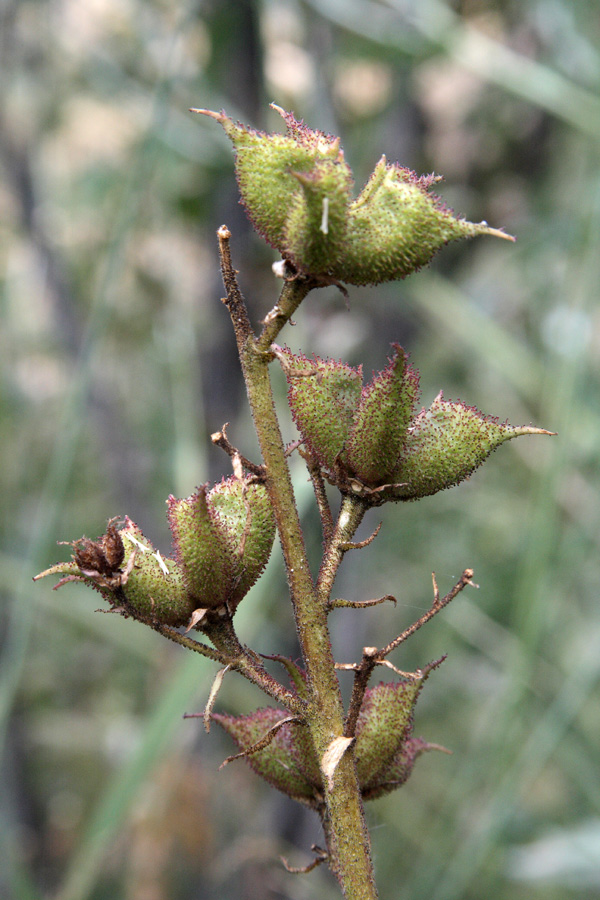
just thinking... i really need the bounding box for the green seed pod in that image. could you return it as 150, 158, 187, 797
194, 105, 513, 285
387, 393, 554, 501
335, 159, 510, 285
118, 520, 192, 625
281, 348, 362, 472
212, 708, 318, 803
283, 158, 353, 274
168, 477, 276, 613
344, 345, 419, 485
194, 106, 350, 256
282, 345, 419, 488
208, 477, 276, 611
168, 486, 233, 609
354, 670, 431, 792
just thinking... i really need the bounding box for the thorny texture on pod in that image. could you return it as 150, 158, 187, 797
35, 476, 276, 627
193, 104, 513, 286
212, 659, 445, 808
280, 344, 554, 504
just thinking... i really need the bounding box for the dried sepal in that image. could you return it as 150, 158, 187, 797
35, 518, 194, 626
322, 736, 355, 790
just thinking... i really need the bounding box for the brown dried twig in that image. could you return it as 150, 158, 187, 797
211, 423, 266, 479
344, 569, 475, 737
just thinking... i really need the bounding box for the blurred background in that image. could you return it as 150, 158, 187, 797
2, 0, 600, 898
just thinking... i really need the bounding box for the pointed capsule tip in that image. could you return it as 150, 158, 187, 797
480, 223, 516, 242
513, 426, 557, 437
190, 108, 225, 122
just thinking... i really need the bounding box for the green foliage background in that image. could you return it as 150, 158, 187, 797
2, 1, 600, 898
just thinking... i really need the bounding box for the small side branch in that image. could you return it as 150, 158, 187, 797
338, 522, 381, 552
343, 569, 475, 736
299, 446, 335, 547
380, 569, 475, 660
281, 845, 329, 875
219, 714, 302, 768
207, 618, 306, 715
328, 594, 396, 611
316, 493, 370, 605
256, 268, 316, 352
211, 424, 266, 479
151, 622, 229, 664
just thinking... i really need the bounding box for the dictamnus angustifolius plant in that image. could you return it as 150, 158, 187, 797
36, 104, 553, 900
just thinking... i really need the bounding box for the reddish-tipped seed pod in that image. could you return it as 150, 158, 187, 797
281, 344, 553, 503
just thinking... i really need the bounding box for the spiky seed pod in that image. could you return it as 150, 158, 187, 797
117, 520, 192, 624
283, 158, 354, 274
168, 485, 233, 609
208, 478, 276, 611
339, 158, 508, 285
194, 105, 512, 286
353, 667, 434, 792
282, 348, 363, 472
388, 393, 554, 501
168, 477, 276, 612
282, 346, 553, 503
343, 345, 420, 485
194, 106, 351, 255
212, 709, 318, 804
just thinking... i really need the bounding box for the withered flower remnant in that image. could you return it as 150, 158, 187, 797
35, 477, 276, 625
193, 104, 513, 286
34, 518, 193, 626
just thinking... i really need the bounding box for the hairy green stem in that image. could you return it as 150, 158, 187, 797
208, 617, 306, 715
218, 229, 378, 899
242, 336, 377, 898
317, 494, 369, 603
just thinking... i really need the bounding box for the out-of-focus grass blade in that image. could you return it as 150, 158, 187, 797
53, 651, 207, 900
0, 816, 42, 900
305, 0, 600, 139
405, 272, 544, 400
399, 160, 600, 900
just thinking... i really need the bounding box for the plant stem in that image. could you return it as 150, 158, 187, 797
218, 229, 378, 899
317, 494, 369, 602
